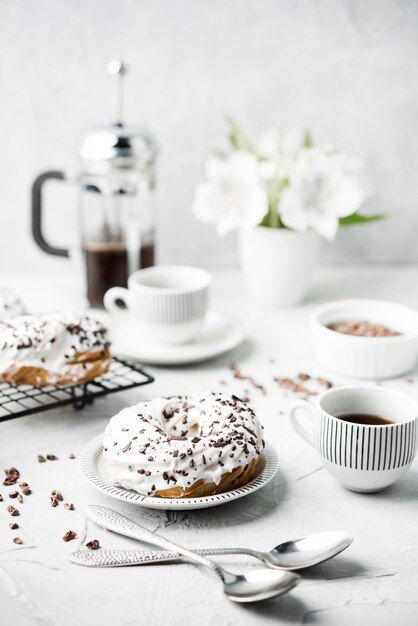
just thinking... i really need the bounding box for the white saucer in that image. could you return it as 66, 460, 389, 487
80, 435, 279, 511
107, 311, 245, 365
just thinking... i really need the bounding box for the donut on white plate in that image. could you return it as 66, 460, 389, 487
103, 393, 265, 498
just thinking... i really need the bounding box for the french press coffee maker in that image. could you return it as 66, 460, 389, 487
32, 60, 158, 306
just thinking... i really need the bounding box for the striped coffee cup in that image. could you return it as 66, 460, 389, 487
290, 386, 418, 493
104, 266, 210, 345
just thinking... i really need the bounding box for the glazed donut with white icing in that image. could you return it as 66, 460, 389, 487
0, 313, 111, 386
102, 393, 265, 498
0, 287, 26, 319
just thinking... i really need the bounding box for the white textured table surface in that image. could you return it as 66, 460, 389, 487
1, 266, 418, 626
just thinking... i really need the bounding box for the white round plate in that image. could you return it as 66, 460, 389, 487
107, 310, 245, 366
80, 435, 279, 511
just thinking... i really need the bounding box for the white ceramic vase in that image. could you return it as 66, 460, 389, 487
238, 226, 320, 308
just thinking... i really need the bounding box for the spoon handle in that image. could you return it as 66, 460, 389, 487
69, 547, 259, 568
87, 505, 223, 576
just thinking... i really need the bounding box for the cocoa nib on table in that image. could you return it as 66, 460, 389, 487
50, 490, 64, 507
230, 365, 266, 395
38, 453, 59, 462
8, 490, 24, 503
3, 467, 20, 486
85, 539, 100, 550
275, 373, 334, 396
275, 377, 311, 394
8, 491, 19, 499
318, 377, 333, 389
7, 505, 19, 516
19, 482, 32, 496
62, 530, 77, 542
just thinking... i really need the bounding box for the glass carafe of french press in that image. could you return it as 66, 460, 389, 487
32, 60, 158, 306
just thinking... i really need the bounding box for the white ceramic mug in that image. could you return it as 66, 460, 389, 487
289, 386, 418, 493
104, 266, 210, 345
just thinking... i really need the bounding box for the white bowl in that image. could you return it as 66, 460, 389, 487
310, 299, 418, 379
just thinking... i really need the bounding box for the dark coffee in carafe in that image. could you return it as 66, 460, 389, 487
85, 242, 155, 306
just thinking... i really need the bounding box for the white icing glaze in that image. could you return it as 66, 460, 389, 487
102, 393, 265, 496
0, 287, 26, 319
0, 312, 110, 379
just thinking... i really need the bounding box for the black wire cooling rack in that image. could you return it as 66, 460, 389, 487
0, 357, 154, 421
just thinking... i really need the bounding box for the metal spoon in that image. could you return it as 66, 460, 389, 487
82, 505, 299, 603
70, 530, 352, 571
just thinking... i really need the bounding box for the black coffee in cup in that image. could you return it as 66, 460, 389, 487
337, 413, 394, 426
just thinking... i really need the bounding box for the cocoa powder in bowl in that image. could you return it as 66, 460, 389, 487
327, 320, 400, 338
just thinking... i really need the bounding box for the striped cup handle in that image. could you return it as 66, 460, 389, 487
289, 400, 316, 447
104, 287, 131, 317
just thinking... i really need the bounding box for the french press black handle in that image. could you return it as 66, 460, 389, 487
31, 170, 69, 258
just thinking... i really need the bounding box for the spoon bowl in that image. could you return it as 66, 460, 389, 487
222, 568, 299, 603
264, 530, 352, 570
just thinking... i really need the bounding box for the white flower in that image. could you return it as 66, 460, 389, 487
192, 151, 268, 236
257, 128, 303, 180
279, 148, 366, 240
257, 127, 302, 160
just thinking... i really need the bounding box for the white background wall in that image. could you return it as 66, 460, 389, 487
0, 0, 417, 271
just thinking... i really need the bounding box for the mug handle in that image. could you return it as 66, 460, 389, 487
103, 287, 131, 316
289, 400, 316, 447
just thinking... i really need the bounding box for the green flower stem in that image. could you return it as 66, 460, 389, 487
268, 202, 282, 228
258, 177, 287, 228
259, 200, 283, 228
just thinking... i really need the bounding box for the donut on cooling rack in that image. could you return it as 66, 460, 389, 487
0, 313, 111, 386
0, 287, 26, 319
102, 393, 265, 498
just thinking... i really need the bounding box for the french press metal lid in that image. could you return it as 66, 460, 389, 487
79, 60, 157, 172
